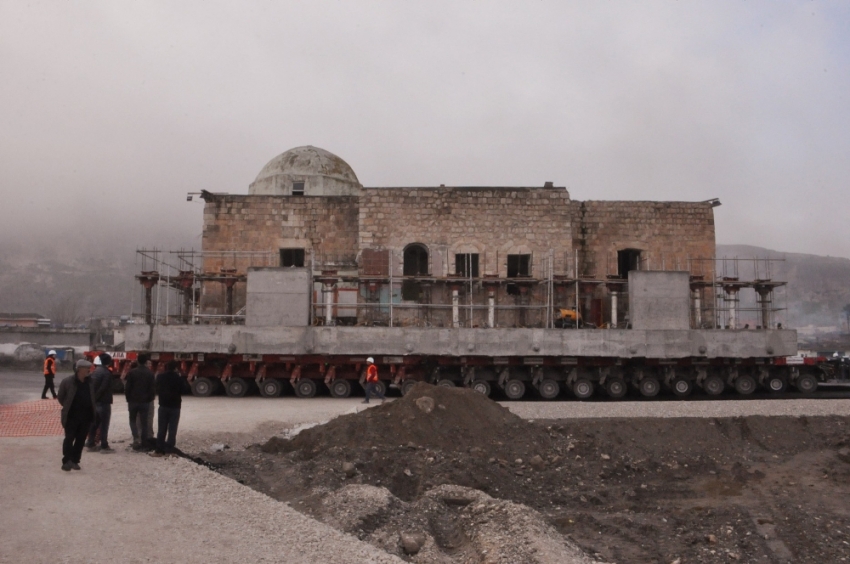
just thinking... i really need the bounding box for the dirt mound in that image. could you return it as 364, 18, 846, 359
261, 382, 547, 456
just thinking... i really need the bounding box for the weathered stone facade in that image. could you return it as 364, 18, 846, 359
197, 147, 716, 328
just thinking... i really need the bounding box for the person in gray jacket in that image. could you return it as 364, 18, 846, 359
57, 359, 97, 471
85, 353, 115, 453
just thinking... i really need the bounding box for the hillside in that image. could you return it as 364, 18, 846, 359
717, 244, 850, 330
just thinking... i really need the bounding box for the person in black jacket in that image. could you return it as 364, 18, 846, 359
85, 353, 115, 453
124, 354, 156, 448
150, 361, 194, 457
57, 359, 97, 471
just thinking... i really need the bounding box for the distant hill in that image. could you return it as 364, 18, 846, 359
717, 244, 850, 330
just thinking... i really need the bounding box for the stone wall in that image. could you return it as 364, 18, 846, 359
571, 201, 716, 278
201, 195, 360, 313
359, 187, 574, 278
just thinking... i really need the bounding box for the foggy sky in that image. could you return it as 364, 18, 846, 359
2, 1, 849, 259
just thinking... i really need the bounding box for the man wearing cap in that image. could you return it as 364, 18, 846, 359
57, 359, 97, 471
362, 357, 385, 404
85, 353, 115, 453
41, 350, 58, 399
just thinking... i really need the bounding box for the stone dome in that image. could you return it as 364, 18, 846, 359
248, 146, 361, 196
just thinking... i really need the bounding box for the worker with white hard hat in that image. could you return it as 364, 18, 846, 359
42, 350, 58, 399
362, 357, 385, 404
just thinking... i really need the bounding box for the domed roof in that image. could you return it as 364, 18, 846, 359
249, 146, 359, 195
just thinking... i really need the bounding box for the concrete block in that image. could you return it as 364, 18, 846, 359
629, 271, 690, 330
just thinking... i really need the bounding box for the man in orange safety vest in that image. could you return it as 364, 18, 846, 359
362, 357, 385, 404
42, 350, 58, 399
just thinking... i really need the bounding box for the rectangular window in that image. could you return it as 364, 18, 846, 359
617, 249, 641, 278
292, 181, 305, 196
507, 254, 531, 277
280, 248, 305, 267
455, 254, 479, 277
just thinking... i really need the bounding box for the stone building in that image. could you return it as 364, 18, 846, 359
198, 145, 716, 328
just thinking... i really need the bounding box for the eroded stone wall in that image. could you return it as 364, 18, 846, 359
571, 201, 716, 278
200, 195, 359, 313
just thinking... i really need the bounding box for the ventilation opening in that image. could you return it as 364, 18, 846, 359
280, 248, 305, 267
292, 181, 305, 196
455, 254, 479, 277
507, 254, 531, 277
403, 244, 429, 276
617, 249, 641, 278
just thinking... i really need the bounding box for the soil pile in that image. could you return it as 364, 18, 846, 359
205, 398, 850, 563
261, 382, 551, 456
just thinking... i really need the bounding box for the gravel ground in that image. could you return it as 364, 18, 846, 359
3, 375, 850, 564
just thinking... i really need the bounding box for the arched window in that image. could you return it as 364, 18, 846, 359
403, 243, 429, 276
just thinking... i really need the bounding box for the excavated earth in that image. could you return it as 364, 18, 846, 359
201, 383, 850, 563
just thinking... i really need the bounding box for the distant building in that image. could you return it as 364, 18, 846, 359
0, 313, 49, 328
190, 145, 717, 328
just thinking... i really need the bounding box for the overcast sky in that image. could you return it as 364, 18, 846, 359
2, 1, 849, 259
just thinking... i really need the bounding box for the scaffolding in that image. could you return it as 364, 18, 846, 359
132, 249, 788, 331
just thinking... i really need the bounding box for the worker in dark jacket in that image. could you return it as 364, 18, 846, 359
57, 359, 96, 471
124, 354, 156, 448
42, 350, 58, 399
150, 361, 193, 457
85, 353, 115, 453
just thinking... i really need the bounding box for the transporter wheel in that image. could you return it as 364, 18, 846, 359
504, 379, 526, 400
471, 380, 492, 397
638, 377, 660, 398
605, 378, 627, 399
573, 378, 594, 400
436, 379, 456, 388
766, 375, 787, 393
191, 377, 214, 397
225, 377, 248, 398
538, 379, 560, 400
795, 373, 818, 394
259, 379, 282, 398
672, 378, 693, 397
401, 379, 418, 396
329, 379, 352, 399
295, 379, 318, 398
703, 375, 725, 396
734, 374, 757, 395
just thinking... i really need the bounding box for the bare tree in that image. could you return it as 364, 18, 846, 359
48, 293, 86, 326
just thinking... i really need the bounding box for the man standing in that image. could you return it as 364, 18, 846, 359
362, 357, 385, 404
124, 354, 155, 449
57, 359, 96, 471
41, 350, 58, 399
150, 361, 193, 457
86, 353, 115, 453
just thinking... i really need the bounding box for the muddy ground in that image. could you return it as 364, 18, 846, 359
201, 384, 850, 563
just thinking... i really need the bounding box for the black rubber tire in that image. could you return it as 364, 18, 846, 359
436, 379, 456, 388
703, 375, 725, 396
734, 374, 757, 395
504, 379, 526, 400
638, 377, 660, 398
259, 379, 282, 398
573, 378, 594, 400
191, 377, 214, 397
401, 379, 418, 396
329, 379, 352, 398
538, 379, 560, 400
225, 377, 248, 398
766, 375, 787, 393
605, 378, 627, 399
795, 374, 818, 394
294, 379, 318, 398
672, 378, 693, 397
471, 380, 492, 397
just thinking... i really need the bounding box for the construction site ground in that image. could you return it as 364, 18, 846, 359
3, 370, 850, 563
